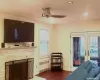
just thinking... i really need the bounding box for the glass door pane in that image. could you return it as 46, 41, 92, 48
89, 36, 100, 66
72, 37, 85, 67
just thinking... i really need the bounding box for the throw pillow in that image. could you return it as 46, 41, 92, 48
93, 73, 100, 80
86, 67, 100, 80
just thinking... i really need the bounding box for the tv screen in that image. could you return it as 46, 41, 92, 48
4, 19, 34, 43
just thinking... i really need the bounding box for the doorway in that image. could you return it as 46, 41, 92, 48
71, 33, 87, 71
71, 32, 100, 71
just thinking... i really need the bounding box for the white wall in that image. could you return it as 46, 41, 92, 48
53, 20, 100, 71
0, 13, 54, 75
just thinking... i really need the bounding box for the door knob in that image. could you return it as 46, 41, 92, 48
85, 50, 86, 56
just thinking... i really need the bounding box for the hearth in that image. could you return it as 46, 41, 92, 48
5, 58, 34, 80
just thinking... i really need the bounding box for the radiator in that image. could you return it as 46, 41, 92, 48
39, 58, 50, 72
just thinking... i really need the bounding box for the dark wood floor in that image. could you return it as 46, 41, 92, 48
37, 70, 71, 80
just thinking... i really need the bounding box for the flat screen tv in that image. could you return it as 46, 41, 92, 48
4, 19, 34, 43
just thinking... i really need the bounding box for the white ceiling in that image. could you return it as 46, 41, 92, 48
0, 0, 100, 24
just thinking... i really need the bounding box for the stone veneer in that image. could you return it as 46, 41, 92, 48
0, 48, 34, 80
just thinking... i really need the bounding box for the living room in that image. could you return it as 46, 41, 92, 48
0, 0, 100, 80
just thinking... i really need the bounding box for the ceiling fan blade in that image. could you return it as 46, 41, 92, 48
51, 15, 66, 18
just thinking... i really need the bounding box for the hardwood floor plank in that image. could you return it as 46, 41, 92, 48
37, 70, 71, 80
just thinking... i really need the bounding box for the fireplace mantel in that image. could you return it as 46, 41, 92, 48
0, 46, 36, 50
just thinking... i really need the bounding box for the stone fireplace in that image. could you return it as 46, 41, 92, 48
0, 48, 34, 80
5, 58, 34, 80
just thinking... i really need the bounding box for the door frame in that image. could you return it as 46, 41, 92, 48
70, 32, 88, 71
87, 32, 100, 61
70, 31, 100, 71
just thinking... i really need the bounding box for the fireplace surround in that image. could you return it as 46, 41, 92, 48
0, 48, 34, 80
5, 58, 34, 80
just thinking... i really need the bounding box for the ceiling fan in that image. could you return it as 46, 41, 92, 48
42, 7, 66, 18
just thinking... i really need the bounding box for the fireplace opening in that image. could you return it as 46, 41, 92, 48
5, 58, 34, 80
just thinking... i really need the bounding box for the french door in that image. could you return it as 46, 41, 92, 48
71, 32, 100, 71
71, 33, 87, 71
88, 32, 100, 66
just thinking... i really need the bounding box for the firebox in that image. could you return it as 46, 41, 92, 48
5, 58, 34, 80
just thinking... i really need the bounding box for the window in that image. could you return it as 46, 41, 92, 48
40, 29, 49, 57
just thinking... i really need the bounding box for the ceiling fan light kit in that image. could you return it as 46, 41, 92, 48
42, 7, 51, 18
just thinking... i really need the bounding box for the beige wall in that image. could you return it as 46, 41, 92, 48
53, 20, 100, 71
0, 17, 4, 44
0, 13, 53, 75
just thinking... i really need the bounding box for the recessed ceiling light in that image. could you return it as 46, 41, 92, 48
67, 1, 73, 4
84, 12, 88, 16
